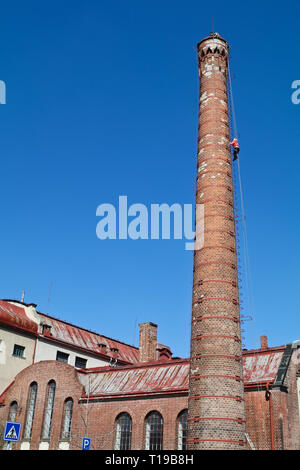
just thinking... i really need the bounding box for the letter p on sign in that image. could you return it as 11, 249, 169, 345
82, 437, 91, 450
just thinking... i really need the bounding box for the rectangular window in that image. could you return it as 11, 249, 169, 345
75, 356, 87, 369
13, 344, 25, 357
56, 351, 69, 363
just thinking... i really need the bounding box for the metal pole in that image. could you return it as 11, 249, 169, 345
85, 375, 90, 437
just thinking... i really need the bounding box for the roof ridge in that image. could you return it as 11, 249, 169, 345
242, 345, 286, 355
81, 357, 189, 374
37, 310, 139, 351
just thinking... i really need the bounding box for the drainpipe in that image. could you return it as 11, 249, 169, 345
32, 336, 37, 363
266, 382, 275, 450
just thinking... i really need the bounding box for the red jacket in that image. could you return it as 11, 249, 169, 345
230, 139, 239, 149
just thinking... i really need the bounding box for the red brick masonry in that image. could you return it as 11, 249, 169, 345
1, 343, 300, 450
188, 32, 246, 449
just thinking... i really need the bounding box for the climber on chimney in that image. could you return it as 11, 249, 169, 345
230, 138, 240, 161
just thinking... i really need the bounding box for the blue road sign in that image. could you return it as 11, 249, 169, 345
82, 437, 91, 450
3, 422, 21, 442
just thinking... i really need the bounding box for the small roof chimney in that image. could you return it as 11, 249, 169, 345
42, 323, 52, 337
139, 322, 157, 363
260, 335, 268, 349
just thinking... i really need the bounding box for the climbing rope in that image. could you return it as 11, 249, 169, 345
227, 60, 257, 351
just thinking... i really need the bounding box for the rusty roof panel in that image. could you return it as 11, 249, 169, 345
78, 361, 190, 397
78, 349, 286, 398
242, 350, 284, 383
38, 313, 139, 364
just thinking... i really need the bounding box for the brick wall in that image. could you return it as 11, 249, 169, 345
281, 347, 300, 449
1, 355, 300, 450
243, 347, 300, 450
244, 389, 272, 449
1, 361, 187, 450
1, 361, 84, 450
78, 395, 187, 450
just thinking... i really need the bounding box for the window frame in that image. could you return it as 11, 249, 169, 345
177, 409, 188, 450
60, 397, 74, 441
56, 351, 69, 363
8, 401, 18, 422
145, 411, 163, 450
114, 412, 132, 450
41, 380, 56, 440
12, 344, 25, 358
23, 382, 38, 440
75, 356, 87, 369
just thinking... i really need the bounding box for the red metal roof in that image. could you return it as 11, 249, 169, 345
77, 346, 287, 399
0, 300, 38, 334
78, 359, 189, 399
242, 348, 284, 384
0, 346, 289, 406
0, 300, 174, 365
38, 312, 139, 364
0, 300, 287, 387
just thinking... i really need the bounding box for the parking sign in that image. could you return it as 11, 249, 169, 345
82, 437, 91, 450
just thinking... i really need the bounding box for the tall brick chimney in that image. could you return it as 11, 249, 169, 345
187, 33, 246, 450
139, 322, 157, 362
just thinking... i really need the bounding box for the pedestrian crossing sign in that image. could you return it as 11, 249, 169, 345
3, 421, 21, 442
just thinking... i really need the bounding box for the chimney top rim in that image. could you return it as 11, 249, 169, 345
139, 322, 158, 328
197, 33, 229, 49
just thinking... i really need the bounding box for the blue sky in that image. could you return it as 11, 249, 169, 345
0, 0, 299, 358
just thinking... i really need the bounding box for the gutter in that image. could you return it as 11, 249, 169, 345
79, 387, 188, 401
244, 381, 273, 389
32, 336, 37, 364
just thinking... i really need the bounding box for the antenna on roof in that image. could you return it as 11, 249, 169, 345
133, 317, 138, 347
46, 282, 53, 315
21, 291, 25, 303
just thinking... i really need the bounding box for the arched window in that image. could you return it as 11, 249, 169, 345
145, 411, 163, 450
8, 401, 18, 422
114, 412, 132, 450
177, 410, 188, 450
23, 382, 38, 439
60, 398, 73, 440
41, 380, 56, 440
